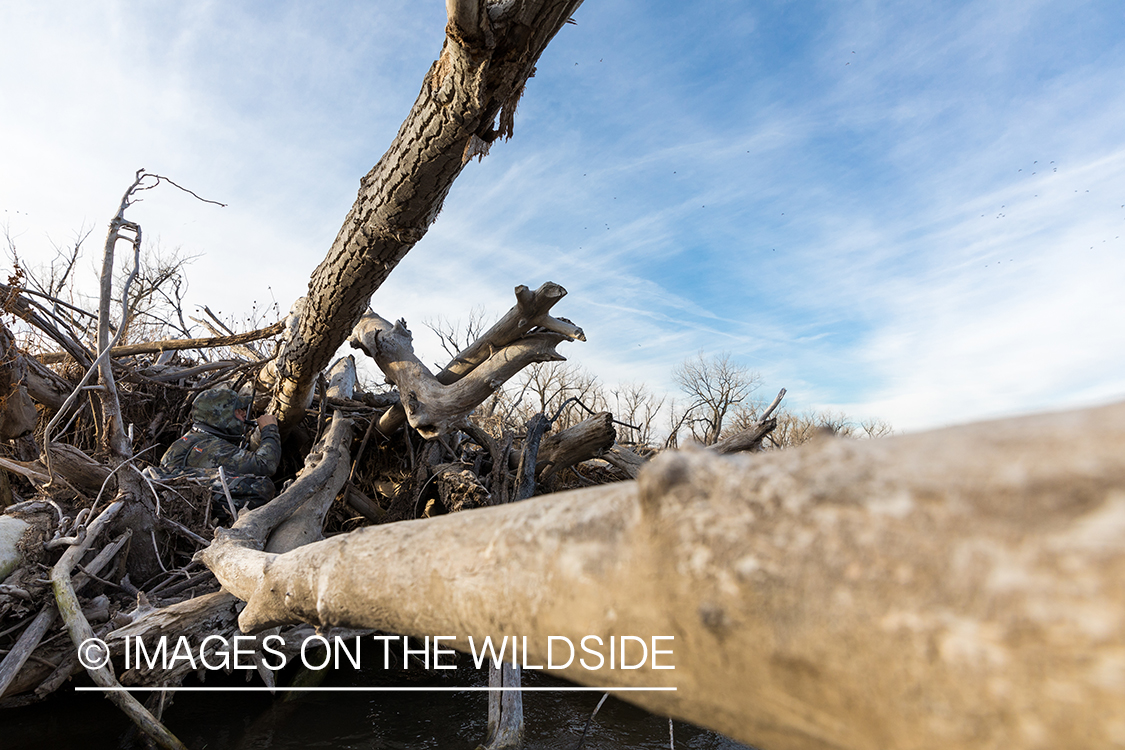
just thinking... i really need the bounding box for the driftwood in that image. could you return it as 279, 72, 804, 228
350, 312, 572, 439
32, 443, 113, 495
535, 411, 615, 481
378, 282, 585, 435
202, 400, 1125, 750
602, 444, 649, 479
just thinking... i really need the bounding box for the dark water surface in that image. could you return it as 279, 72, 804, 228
6, 663, 753, 749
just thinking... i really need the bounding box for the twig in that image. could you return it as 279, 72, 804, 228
217, 467, 238, 520
150, 530, 168, 574
348, 414, 382, 484
573, 692, 610, 750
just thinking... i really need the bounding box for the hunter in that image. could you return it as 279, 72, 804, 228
158, 387, 281, 517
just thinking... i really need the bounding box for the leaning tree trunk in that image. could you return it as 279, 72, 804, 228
270, 0, 586, 428
202, 401, 1125, 750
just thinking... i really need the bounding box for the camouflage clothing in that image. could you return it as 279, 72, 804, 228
157, 388, 282, 518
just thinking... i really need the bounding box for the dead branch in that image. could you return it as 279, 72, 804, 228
535, 411, 615, 481
351, 312, 570, 439
379, 282, 584, 435
35, 320, 284, 364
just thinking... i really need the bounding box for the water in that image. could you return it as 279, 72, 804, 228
5, 663, 753, 749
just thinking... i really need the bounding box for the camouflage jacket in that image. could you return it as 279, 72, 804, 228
160, 423, 281, 477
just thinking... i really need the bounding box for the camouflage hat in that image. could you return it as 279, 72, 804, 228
191, 388, 250, 435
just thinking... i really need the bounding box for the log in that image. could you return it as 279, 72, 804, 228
202, 400, 1125, 750
22, 356, 73, 412
350, 313, 568, 439
602, 444, 649, 479
263, 415, 354, 553
33, 443, 114, 495
535, 411, 616, 481
710, 416, 776, 454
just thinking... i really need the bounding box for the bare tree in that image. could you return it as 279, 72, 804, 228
670, 352, 759, 446
505, 361, 608, 431
611, 381, 664, 447
424, 305, 491, 363
861, 417, 894, 438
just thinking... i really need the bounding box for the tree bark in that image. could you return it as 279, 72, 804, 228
268, 1, 586, 428
202, 400, 1125, 750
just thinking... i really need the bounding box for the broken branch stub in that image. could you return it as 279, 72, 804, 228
350, 312, 568, 439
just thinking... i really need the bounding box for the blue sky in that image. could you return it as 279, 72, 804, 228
2, 1, 1124, 432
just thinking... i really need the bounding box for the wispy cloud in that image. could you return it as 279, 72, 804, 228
2, 1, 1123, 433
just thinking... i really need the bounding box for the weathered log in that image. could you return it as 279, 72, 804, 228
22, 356, 73, 412
32, 443, 114, 495
326, 355, 357, 400
350, 312, 567, 439
710, 416, 776, 454
535, 411, 616, 481
202, 401, 1125, 750
269, 0, 586, 427
602, 444, 649, 479
0, 321, 38, 441
379, 282, 585, 434
263, 415, 354, 553
711, 387, 785, 455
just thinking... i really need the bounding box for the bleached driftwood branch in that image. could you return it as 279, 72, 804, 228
350, 312, 570, 439
201, 400, 1125, 750
376, 282, 585, 435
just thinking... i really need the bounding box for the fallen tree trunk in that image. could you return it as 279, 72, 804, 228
202, 400, 1125, 750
